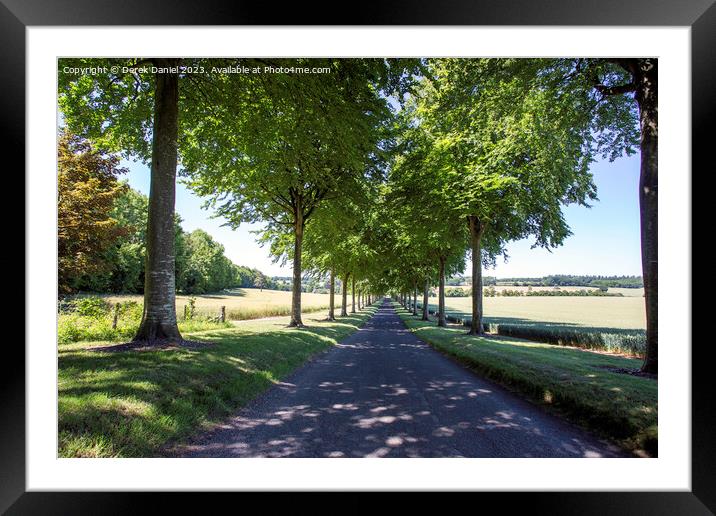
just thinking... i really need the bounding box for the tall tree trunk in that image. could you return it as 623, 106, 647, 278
468, 215, 485, 335
341, 272, 350, 316
438, 256, 447, 327
351, 276, 356, 313
413, 281, 418, 315
288, 204, 304, 327
635, 59, 658, 374
328, 269, 336, 321
422, 277, 430, 320
134, 59, 182, 344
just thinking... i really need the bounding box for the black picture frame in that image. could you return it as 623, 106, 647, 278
6, 0, 710, 512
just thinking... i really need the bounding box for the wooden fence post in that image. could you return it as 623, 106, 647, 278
183, 305, 188, 320
112, 303, 120, 329
220, 306, 226, 323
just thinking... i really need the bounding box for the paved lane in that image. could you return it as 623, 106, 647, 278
177, 299, 625, 458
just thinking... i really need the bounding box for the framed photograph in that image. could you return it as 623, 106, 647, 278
8, 0, 711, 511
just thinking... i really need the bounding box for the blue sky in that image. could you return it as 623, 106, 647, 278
120, 152, 642, 278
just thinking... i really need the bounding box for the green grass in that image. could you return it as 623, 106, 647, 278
395, 305, 657, 456
58, 307, 377, 457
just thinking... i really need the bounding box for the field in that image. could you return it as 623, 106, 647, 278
396, 306, 657, 455
416, 294, 647, 356
59, 288, 334, 344
436, 295, 646, 330
58, 307, 377, 457
75, 288, 332, 321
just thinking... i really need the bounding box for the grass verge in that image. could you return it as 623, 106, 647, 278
395, 305, 657, 456
58, 307, 377, 457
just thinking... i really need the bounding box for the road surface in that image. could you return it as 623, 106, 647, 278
176, 299, 625, 458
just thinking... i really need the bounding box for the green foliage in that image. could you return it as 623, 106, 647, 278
72, 296, 111, 318
445, 287, 469, 297
496, 275, 643, 288
58, 131, 128, 293
186, 296, 197, 319
522, 289, 622, 297
67, 184, 277, 296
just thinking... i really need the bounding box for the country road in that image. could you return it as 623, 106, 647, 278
175, 299, 625, 458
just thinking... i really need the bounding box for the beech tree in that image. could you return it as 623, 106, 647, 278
420, 59, 602, 335
386, 121, 466, 327
590, 59, 657, 373
474, 58, 655, 373
60, 57, 189, 343
57, 131, 128, 293
184, 59, 416, 327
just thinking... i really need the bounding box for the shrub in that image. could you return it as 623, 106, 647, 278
445, 287, 469, 297
73, 296, 110, 317
483, 286, 497, 297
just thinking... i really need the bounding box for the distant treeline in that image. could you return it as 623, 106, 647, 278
60, 178, 275, 296
483, 275, 643, 288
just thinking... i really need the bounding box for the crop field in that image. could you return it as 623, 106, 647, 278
77, 288, 332, 321
434, 295, 646, 330
417, 294, 647, 356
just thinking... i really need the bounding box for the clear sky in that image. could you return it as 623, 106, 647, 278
120, 151, 642, 279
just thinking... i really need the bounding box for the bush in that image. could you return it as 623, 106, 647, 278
500, 289, 524, 297
73, 296, 111, 317
445, 287, 469, 297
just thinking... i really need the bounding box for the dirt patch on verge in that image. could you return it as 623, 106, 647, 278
595, 365, 657, 380
88, 339, 214, 352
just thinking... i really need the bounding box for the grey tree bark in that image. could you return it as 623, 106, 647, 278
351, 276, 356, 313
288, 203, 304, 327
468, 215, 485, 335
422, 278, 430, 320
437, 255, 447, 327
340, 272, 350, 316
134, 59, 183, 344
328, 269, 336, 321
598, 58, 658, 374
634, 59, 658, 374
